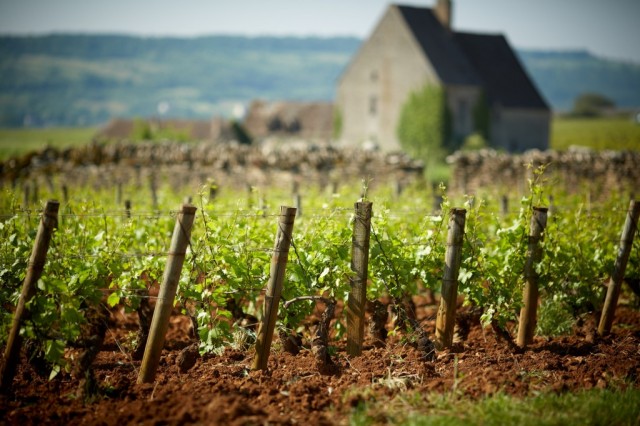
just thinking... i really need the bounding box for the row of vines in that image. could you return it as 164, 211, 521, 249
1, 168, 639, 393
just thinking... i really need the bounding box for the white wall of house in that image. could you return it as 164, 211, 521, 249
336, 6, 439, 151
491, 108, 550, 152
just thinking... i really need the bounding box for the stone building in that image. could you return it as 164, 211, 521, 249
243, 100, 334, 142
335, 1, 550, 152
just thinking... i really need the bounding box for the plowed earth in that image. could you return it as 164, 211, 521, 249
1, 297, 639, 425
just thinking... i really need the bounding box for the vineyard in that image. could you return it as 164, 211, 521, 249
1, 163, 640, 424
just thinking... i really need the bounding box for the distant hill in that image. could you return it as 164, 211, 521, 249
1, 35, 639, 127
516, 49, 640, 111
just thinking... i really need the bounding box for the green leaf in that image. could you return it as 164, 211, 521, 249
107, 291, 120, 307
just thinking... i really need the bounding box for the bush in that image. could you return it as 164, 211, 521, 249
396, 85, 451, 164
571, 92, 615, 117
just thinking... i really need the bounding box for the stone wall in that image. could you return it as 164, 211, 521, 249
447, 149, 640, 196
0, 141, 424, 194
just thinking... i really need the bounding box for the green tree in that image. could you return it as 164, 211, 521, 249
396, 85, 450, 163
332, 106, 343, 140
473, 90, 491, 140
572, 92, 615, 117
231, 120, 252, 145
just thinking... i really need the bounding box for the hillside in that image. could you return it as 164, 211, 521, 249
1, 35, 639, 127
516, 49, 640, 111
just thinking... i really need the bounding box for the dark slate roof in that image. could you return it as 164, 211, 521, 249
395, 4, 548, 110
396, 5, 481, 86
454, 32, 549, 109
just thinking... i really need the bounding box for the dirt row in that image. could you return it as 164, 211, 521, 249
1, 300, 639, 425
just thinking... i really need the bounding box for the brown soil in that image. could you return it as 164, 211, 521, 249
1, 299, 639, 426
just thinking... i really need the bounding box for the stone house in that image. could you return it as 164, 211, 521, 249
335, 0, 550, 152
243, 100, 334, 142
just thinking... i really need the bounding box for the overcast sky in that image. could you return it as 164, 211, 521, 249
1, 0, 639, 63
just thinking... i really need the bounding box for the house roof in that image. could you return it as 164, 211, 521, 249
396, 5, 481, 86
454, 32, 549, 109
395, 4, 548, 110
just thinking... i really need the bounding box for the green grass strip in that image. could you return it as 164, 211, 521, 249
350, 387, 640, 426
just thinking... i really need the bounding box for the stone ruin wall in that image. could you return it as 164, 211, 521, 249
447, 149, 640, 198
0, 141, 425, 195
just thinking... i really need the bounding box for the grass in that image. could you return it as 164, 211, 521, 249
0, 127, 96, 161
550, 116, 640, 151
350, 387, 640, 425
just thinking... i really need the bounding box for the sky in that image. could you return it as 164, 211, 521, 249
1, 0, 639, 63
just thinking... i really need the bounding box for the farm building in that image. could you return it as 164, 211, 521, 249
243, 100, 334, 142
335, 0, 550, 152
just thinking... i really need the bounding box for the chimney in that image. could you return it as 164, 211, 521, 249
434, 0, 452, 31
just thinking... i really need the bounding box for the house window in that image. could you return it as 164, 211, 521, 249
457, 99, 468, 132
369, 95, 378, 115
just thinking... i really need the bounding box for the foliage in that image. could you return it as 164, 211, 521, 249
459, 166, 548, 328
536, 296, 575, 337
131, 119, 191, 142
332, 106, 343, 140
230, 120, 252, 145
460, 132, 488, 151
0, 171, 635, 376
571, 92, 615, 117
396, 85, 451, 165
472, 91, 491, 140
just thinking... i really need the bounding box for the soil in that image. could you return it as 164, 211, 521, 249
1, 296, 639, 426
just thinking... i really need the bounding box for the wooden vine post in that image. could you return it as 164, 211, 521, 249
124, 200, 132, 219
346, 201, 373, 356
517, 207, 548, 348
598, 200, 640, 335
137, 204, 197, 384
0, 200, 59, 392
435, 208, 467, 350
253, 206, 297, 370
294, 193, 302, 217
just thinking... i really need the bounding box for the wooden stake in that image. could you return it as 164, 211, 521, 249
501, 195, 509, 216
22, 183, 30, 208
116, 182, 123, 206
517, 207, 549, 348
0, 200, 59, 392
347, 201, 373, 356
435, 208, 467, 350
433, 194, 444, 214
294, 193, 302, 217
137, 204, 197, 383
32, 180, 39, 205
253, 206, 297, 370
598, 200, 640, 335
150, 175, 158, 210
124, 200, 131, 219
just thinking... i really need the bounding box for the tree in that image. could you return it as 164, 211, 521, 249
332, 106, 343, 140
572, 92, 615, 117
473, 90, 491, 140
231, 120, 252, 145
396, 85, 450, 163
